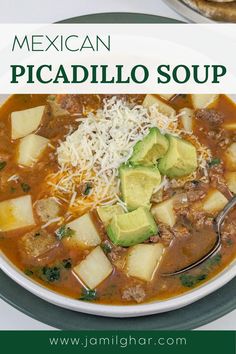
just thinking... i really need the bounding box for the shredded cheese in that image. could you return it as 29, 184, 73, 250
7, 175, 19, 182
41, 217, 62, 229
47, 97, 211, 214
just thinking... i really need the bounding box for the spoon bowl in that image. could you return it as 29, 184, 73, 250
162, 194, 236, 276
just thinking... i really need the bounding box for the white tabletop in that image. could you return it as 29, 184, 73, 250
0, 0, 235, 330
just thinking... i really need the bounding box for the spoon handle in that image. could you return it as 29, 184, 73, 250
214, 194, 236, 233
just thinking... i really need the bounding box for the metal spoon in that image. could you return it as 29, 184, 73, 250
162, 194, 236, 277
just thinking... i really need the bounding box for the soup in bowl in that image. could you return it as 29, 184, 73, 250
0, 93, 236, 317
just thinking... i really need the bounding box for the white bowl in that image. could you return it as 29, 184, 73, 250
0, 94, 236, 318
1, 252, 235, 317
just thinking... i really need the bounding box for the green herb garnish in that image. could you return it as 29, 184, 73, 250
41, 266, 61, 282
79, 289, 97, 302
180, 274, 207, 288
24, 269, 33, 277
10, 186, 16, 193
179, 254, 222, 288
0, 161, 6, 171
226, 239, 233, 247
21, 182, 31, 192
83, 182, 92, 196
56, 225, 75, 240
62, 258, 72, 269
203, 254, 222, 271
208, 158, 221, 167
101, 243, 112, 254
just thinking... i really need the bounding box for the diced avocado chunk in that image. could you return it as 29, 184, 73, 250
97, 204, 124, 227
107, 207, 158, 247
158, 135, 197, 178
129, 128, 169, 166
120, 165, 161, 210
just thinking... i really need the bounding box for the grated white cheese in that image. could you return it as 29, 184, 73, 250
47, 97, 211, 213
153, 175, 169, 194
41, 217, 62, 229
7, 174, 19, 182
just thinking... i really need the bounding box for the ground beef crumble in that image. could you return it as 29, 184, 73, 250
177, 207, 213, 229
122, 284, 146, 303
183, 180, 208, 202
195, 109, 224, 126
221, 219, 236, 246
158, 223, 190, 246
108, 245, 126, 262
208, 163, 226, 191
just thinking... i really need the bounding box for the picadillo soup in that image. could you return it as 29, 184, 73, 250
0, 93, 236, 304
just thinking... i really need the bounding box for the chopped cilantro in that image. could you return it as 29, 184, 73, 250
10, 186, 16, 193
0, 161, 7, 171
41, 266, 61, 282
203, 254, 222, 271
24, 269, 33, 277
79, 289, 97, 302
21, 183, 31, 193
101, 243, 112, 254
226, 239, 233, 247
62, 258, 72, 269
83, 182, 92, 196
179, 254, 222, 288
56, 225, 75, 240
180, 274, 207, 288
38, 258, 72, 284
208, 158, 221, 167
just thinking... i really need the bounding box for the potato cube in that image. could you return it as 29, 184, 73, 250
126, 243, 164, 281
143, 95, 176, 116
179, 107, 194, 132
202, 190, 228, 214
11, 106, 45, 139
225, 142, 236, 170
0, 195, 35, 232
66, 213, 101, 247
151, 198, 176, 227
97, 204, 124, 227
191, 94, 219, 109
225, 172, 236, 194
73, 246, 113, 289
17, 134, 49, 167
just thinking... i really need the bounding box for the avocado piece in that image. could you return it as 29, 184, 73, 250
158, 135, 197, 178
129, 128, 169, 166
120, 165, 161, 211
97, 204, 124, 227
107, 207, 158, 247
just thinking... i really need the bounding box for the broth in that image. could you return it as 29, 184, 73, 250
0, 93, 236, 305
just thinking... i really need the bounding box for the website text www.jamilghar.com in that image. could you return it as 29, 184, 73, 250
49, 334, 187, 349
